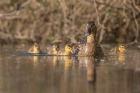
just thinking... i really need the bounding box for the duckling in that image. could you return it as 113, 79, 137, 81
52, 44, 61, 56
110, 44, 126, 54
28, 42, 41, 53
117, 45, 126, 64
64, 44, 73, 56
118, 44, 126, 53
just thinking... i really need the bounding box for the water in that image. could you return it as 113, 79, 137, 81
0, 46, 140, 93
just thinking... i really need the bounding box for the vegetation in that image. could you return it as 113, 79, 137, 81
0, 0, 139, 45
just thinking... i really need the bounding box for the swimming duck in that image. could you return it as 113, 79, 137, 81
117, 44, 126, 64
110, 44, 126, 54
85, 34, 95, 56
78, 44, 86, 56
87, 34, 95, 44
84, 21, 96, 56
28, 42, 41, 53
64, 44, 73, 56
52, 44, 61, 56
118, 44, 126, 54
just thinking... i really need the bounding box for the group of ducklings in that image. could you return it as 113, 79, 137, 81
28, 42, 80, 56
27, 20, 126, 57
28, 21, 99, 56
28, 41, 127, 57
52, 43, 81, 56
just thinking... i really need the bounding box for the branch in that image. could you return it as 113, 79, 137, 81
21, 0, 44, 10
132, 0, 140, 12
0, 9, 24, 20
95, 0, 127, 11
130, 0, 139, 42
57, 0, 69, 34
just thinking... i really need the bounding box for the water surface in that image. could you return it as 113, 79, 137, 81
0, 46, 140, 93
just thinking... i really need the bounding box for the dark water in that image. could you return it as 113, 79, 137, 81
0, 46, 140, 93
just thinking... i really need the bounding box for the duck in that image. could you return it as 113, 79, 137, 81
85, 33, 95, 56
86, 34, 95, 44
78, 44, 86, 56
28, 42, 41, 53
84, 21, 97, 56
110, 44, 126, 54
52, 44, 61, 56
118, 44, 126, 54
117, 44, 126, 64
64, 44, 73, 56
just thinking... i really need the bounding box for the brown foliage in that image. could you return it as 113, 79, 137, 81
0, 0, 139, 44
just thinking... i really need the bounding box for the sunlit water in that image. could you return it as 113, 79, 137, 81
0, 46, 140, 93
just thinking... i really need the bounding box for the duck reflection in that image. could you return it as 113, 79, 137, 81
53, 56, 59, 67
86, 57, 96, 83
72, 56, 79, 63
118, 53, 126, 64
63, 56, 73, 70
29, 56, 40, 66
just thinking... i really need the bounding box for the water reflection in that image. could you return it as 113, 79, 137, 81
118, 52, 126, 64
63, 56, 73, 70
0, 48, 140, 93
31, 56, 40, 66
86, 57, 96, 83
53, 56, 59, 67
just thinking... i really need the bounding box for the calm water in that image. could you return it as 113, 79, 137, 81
0, 46, 140, 93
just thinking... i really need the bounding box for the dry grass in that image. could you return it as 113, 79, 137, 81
0, 0, 139, 45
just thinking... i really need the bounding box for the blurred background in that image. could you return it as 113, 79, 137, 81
0, 0, 139, 45
0, 1, 140, 93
